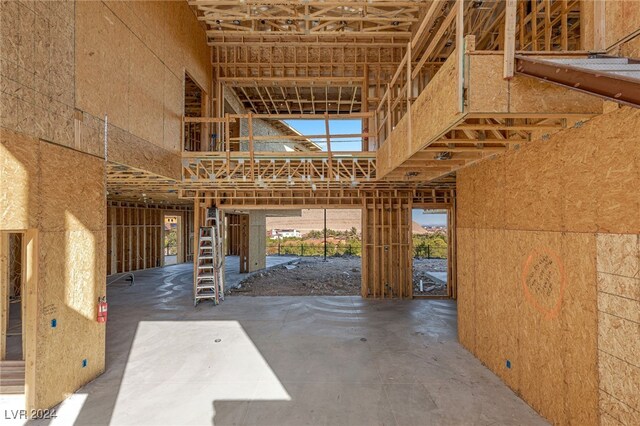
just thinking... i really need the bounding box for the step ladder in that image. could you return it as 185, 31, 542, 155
194, 207, 224, 306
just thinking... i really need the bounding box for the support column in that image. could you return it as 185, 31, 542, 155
248, 211, 266, 272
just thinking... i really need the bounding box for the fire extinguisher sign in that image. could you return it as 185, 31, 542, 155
97, 296, 108, 323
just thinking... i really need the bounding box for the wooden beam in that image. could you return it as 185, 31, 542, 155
503, 0, 517, 79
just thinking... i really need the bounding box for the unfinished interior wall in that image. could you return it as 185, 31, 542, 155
226, 214, 243, 256
456, 106, 640, 425
75, 0, 212, 178
0, 128, 106, 410
361, 193, 413, 298
107, 203, 193, 275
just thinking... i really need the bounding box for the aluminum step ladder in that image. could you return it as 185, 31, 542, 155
194, 207, 224, 306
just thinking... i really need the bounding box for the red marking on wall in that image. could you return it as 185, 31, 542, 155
521, 247, 566, 320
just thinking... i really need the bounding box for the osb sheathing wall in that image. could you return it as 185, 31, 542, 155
581, 1, 640, 51
456, 106, 640, 425
0, 128, 106, 410
75, 0, 212, 178
596, 234, 640, 425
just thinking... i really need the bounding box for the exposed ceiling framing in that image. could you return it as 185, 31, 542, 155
190, 0, 425, 43
233, 84, 360, 114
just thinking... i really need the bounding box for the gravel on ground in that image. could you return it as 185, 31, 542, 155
229, 256, 448, 297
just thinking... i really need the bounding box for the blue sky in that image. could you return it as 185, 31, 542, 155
285, 119, 362, 151
286, 120, 448, 227
413, 210, 448, 227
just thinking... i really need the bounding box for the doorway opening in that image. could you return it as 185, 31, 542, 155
1, 232, 26, 395
163, 215, 180, 266
411, 209, 449, 297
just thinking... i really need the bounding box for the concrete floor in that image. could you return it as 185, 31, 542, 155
6, 263, 547, 425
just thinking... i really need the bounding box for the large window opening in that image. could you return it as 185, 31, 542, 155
228, 209, 362, 296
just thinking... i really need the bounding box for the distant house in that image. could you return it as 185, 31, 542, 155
270, 229, 301, 239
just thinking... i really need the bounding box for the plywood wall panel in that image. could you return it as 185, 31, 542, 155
1, 128, 107, 410
504, 139, 564, 231
596, 233, 639, 277
455, 166, 475, 229
0, 129, 40, 230
163, 69, 183, 153
560, 233, 599, 425
467, 55, 601, 115
456, 227, 476, 352
106, 125, 182, 180
560, 124, 600, 233
39, 142, 105, 233
75, 0, 212, 174
467, 55, 509, 112
600, 390, 640, 426
594, 127, 640, 234
457, 107, 639, 425
376, 52, 461, 179
128, 35, 165, 146
604, 1, 640, 48
76, 0, 131, 131
35, 229, 106, 409
599, 352, 640, 413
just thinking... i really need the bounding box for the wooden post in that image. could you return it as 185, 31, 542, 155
544, 0, 552, 50
531, 0, 537, 50
406, 41, 412, 157
561, 0, 568, 50
324, 112, 333, 180
503, 0, 517, 79
0, 232, 8, 360
361, 205, 368, 298
23, 229, 38, 412
248, 113, 255, 181
386, 84, 392, 136
593, 0, 606, 51
362, 64, 369, 151
456, 0, 465, 113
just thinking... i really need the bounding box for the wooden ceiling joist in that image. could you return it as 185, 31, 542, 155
191, 0, 424, 41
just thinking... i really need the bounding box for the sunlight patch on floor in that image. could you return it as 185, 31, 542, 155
111, 321, 290, 425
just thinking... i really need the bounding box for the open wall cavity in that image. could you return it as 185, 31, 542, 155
107, 203, 193, 275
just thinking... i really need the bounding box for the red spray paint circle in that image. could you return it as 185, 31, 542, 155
521, 247, 566, 320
